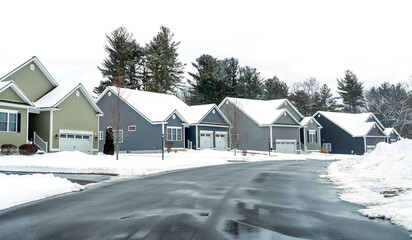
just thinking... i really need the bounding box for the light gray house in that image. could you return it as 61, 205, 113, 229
218, 97, 317, 153
300, 116, 323, 152
96, 87, 230, 152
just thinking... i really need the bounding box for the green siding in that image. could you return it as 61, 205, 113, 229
0, 106, 27, 147
0, 88, 24, 103
29, 111, 50, 143
4, 61, 54, 102
52, 90, 98, 150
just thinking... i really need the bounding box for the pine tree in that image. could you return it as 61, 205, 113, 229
145, 26, 185, 93
94, 27, 143, 94
263, 76, 289, 100
289, 90, 311, 116
221, 58, 240, 97
318, 84, 338, 111
337, 70, 365, 113
290, 77, 321, 116
237, 66, 263, 99
187, 54, 226, 104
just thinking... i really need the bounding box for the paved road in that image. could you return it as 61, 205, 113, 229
0, 161, 410, 240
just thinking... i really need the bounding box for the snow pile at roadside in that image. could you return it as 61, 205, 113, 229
0, 173, 84, 211
0, 149, 337, 176
325, 139, 412, 230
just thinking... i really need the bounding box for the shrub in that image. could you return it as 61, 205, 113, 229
103, 127, 115, 155
1, 144, 18, 155
320, 147, 329, 153
166, 142, 174, 153
19, 144, 38, 155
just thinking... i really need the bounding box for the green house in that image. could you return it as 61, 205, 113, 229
0, 57, 103, 154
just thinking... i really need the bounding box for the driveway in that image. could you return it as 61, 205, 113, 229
0, 160, 409, 239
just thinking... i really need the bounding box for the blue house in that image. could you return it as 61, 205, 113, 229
314, 111, 388, 154
96, 87, 230, 152
218, 97, 320, 153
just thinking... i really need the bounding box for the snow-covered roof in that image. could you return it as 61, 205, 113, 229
35, 83, 103, 114
101, 87, 229, 125
220, 97, 300, 126
316, 111, 383, 136
300, 116, 322, 128
384, 128, 399, 137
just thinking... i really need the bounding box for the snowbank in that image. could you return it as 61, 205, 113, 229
0, 149, 341, 176
0, 173, 84, 211
325, 139, 412, 231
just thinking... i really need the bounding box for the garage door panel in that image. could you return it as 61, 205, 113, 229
60, 133, 92, 154
200, 131, 213, 149
276, 140, 296, 153
215, 132, 227, 151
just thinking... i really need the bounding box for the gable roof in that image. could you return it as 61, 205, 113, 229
315, 111, 385, 137
0, 56, 58, 87
384, 128, 400, 137
35, 83, 102, 114
300, 116, 322, 128
0, 81, 34, 106
218, 97, 302, 126
97, 87, 230, 125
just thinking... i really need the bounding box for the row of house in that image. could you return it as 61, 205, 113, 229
0, 57, 401, 155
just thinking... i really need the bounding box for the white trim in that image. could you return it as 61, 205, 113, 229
165, 109, 187, 123
60, 129, 93, 135
26, 109, 29, 142
275, 139, 297, 143
184, 123, 229, 128
271, 109, 301, 125
215, 131, 227, 135
0, 102, 35, 110
301, 116, 322, 128
318, 128, 321, 149
128, 125, 136, 132
0, 81, 34, 106
49, 110, 53, 152
98, 131, 103, 140
280, 99, 304, 119
113, 129, 124, 143
0, 57, 58, 87
0, 108, 18, 114
199, 130, 214, 150
195, 125, 199, 149
308, 130, 316, 143
363, 136, 367, 152
269, 126, 273, 149
365, 123, 386, 137
303, 126, 307, 148
166, 126, 182, 141
197, 105, 231, 125
53, 84, 103, 115
262, 124, 302, 128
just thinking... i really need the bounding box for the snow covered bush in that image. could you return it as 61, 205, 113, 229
1, 144, 18, 155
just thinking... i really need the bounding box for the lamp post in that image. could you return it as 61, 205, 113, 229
162, 134, 164, 160
268, 138, 271, 156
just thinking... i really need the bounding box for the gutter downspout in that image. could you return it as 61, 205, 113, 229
363, 136, 367, 153
269, 126, 273, 151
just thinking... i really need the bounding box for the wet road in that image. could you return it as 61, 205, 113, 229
0, 161, 410, 240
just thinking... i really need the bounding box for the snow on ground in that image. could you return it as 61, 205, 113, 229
325, 139, 412, 231
0, 173, 83, 211
0, 149, 345, 213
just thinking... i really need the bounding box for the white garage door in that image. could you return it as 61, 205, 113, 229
60, 133, 92, 154
200, 131, 213, 149
276, 140, 296, 153
215, 132, 228, 151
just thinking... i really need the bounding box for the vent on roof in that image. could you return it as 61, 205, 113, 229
212, 109, 215, 114
30, 64, 35, 71
108, 92, 112, 96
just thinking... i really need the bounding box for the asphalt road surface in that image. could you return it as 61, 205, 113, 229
0, 160, 410, 240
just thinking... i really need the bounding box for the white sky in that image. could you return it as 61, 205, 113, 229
1, 0, 411, 97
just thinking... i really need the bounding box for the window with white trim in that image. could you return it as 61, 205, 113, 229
167, 127, 182, 141
0, 111, 17, 132
128, 125, 136, 131
308, 130, 317, 143
98, 131, 103, 140
322, 143, 332, 153
113, 130, 123, 143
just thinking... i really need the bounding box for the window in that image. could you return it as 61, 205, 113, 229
166, 127, 182, 141
0, 111, 17, 132
128, 125, 136, 131
322, 143, 332, 153
76, 135, 82, 139
98, 131, 103, 140
308, 130, 317, 143
83, 135, 90, 140
113, 130, 123, 143
60, 134, 67, 138
366, 145, 375, 153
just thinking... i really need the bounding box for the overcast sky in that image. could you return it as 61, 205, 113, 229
1, 0, 411, 97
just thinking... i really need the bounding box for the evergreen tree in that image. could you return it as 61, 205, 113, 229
318, 84, 338, 111
337, 70, 365, 113
145, 26, 185, 93
94, 27, 143, 94
237, 66, 263, 99
221, 58, 240, 97
263, 76, 289, 100
187, 54, 225, 104
289, 90, 311, 116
